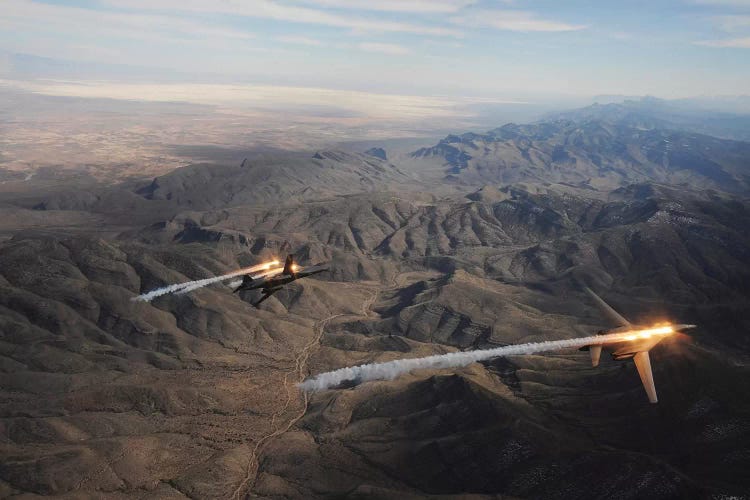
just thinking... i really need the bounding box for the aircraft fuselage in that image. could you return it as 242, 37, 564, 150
244, 273, 298, 291
596, 323, 696, 360
233, 256, 329, 307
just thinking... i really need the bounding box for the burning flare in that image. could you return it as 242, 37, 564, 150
619, 325, 674, 341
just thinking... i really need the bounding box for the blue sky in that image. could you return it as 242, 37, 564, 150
1, 0, 749, 98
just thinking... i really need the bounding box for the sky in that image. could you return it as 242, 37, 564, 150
0, 0, 749, 99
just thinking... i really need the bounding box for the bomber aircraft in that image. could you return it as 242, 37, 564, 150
234, 254, 329, 307
580, 287, 695, 403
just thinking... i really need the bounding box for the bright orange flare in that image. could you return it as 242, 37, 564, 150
618, 325, 675, 342
259, 266, 283, 276
234, 260, 281, 275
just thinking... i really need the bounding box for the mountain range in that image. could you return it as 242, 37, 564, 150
548, 96, 750, 141
411, 119, 750, 193
2, 107, 750, 498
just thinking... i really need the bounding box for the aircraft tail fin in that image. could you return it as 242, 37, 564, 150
633, 351, 658, 403
282, 255, 296, 275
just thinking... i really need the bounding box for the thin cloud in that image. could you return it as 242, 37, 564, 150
1, 0, 258, 44
451, 9, 586, 32
101, 0, 463, 37
297, 0, 476, 13
695, 36, 750, 46
358, 42, 412, 55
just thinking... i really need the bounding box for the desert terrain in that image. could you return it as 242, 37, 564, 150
1, 93, 749, 499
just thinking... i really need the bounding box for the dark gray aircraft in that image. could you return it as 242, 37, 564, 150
580, 287, 696, 403
234, 255, 329, 307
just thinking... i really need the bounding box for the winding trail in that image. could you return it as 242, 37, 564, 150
229, 315, 330, 500
228, 271, 400, 499
229, 286, 378, 499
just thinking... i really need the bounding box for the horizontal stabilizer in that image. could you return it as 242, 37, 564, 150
584, 287, 631, 327
633, 351, 658, 403
590, 345, 602, 367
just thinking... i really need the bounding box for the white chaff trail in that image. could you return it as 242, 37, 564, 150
298, 330, 673, 392
175, 267, 282, 295
132, 261, 279, 302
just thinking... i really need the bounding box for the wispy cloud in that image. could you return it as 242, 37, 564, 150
0, 0, 745, 98
695, 36, 750, 46
0, 0, 258, 44
451, 9, 586, 32
297, 0, 476, 13
101, 0, 463, 37
694, 11, 750, 47
357, 42, 412, 55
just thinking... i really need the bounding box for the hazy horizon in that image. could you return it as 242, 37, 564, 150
2, 0, 750, 184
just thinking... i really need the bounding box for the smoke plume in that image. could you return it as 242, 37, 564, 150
174, 267, 281, 295
298, 330, 666, 392
132, 261, 279, 302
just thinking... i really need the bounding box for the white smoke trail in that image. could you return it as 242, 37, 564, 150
174, 267, 282, 295
132, 281, 197, 303
298, 329, 671, 392
132, 261, 279, 302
